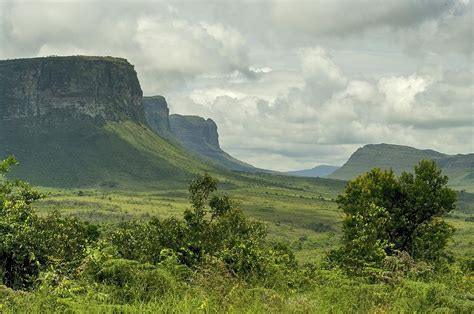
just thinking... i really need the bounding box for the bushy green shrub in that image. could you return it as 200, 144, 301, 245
0, 156, 99, 289
330, 160, 456, 273
107, 174, 296, 284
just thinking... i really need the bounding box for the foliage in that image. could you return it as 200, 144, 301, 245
0, 156, 98, 289
0, 157, 472, 312
107, 174, 295, 282
331, 160, 457, 272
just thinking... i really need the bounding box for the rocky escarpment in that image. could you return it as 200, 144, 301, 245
143, 96, 170, 135
143, 96, 220, 151
0, 56, 217, 187
143, 95, 257, 172
169, 114, 220, 150
169, 114, 256, 171
0, 56, 144, 124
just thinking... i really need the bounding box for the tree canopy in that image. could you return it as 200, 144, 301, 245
331, 160, 457, 271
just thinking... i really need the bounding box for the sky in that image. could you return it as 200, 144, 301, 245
1, 0, 473, 171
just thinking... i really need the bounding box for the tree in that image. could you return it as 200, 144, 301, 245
331, 160, 456, 271
0, 156, 98, 289
0, 156, 44, 288
109, 174, 295, 280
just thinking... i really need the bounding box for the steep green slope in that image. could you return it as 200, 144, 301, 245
0, 118, 221, 189
0, 56, 226, 189
329, 143, 473, 188
436, 153, 474, 188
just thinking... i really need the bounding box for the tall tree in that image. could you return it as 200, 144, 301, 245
331, 160, 456, 271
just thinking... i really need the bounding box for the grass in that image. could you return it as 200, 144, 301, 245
1, 121, 221, 189
34, 173, 473, 264
3, 265, 473, 313
1, 118, 473, 311
1, 171, 473, 313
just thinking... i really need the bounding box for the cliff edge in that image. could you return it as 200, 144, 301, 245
0, 56, 144, 124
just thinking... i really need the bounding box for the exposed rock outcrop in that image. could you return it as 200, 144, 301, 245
0, 56, 144, 124
143, 95, 257, 172
169, 114, 220, 150
143, 96, 171, 135
0, 56, 215, 187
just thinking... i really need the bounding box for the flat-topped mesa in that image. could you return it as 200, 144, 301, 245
143, 96, 170, 135
0, 56, 145, 123
170, 114, 220, 150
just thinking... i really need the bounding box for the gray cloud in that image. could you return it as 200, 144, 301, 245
0, 0, 472, 171
170, 47, 473, 171
272, 0, 455, 35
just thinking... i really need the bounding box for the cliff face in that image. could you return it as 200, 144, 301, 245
143, 96, 170, 135
169, 114, 220, 150
0, 56, 144, 124
143, 95, 257, 172
0, 56, 220, 187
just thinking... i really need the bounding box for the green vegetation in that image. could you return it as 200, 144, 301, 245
0, 121, 218, 189
330, 160, 456, 272
1, 158, 473, 312
329, 143, 474, 190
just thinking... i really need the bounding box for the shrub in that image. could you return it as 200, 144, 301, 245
330, 160, 456, 272
107, 174, 297, 284
0, 156, 99, 289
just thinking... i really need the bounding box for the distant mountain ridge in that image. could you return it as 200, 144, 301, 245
143, 96, 258, 172
328, 143, 474, 187
287, 165, 339, 178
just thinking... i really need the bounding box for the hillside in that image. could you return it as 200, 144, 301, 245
329, 143, 474, 188
143, 96, 258, 172
287, 165, 339, 178
0, 56, 223, 188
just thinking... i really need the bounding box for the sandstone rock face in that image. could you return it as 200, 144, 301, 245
143, 96, 170, 135
170, 114, 220, 150
0, 56, 144, 123
143, 96, 257, 171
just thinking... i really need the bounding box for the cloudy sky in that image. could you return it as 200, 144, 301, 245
1, 0, 473, 171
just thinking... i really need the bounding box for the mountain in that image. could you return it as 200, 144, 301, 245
0, 56, 222, 188
143, 96, 258, 172
328, 143, 474, 187
287, 165, 339, 178
143, 95, 170, 136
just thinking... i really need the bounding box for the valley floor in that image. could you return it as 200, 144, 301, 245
2, 175, 473, 313
34, 181, 474, 264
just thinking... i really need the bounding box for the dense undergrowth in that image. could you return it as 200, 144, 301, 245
1, 157, 473, 313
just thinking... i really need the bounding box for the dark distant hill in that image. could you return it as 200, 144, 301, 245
287, 165, 339, 178
143, 96, 259, 172
328, 143, 474, 188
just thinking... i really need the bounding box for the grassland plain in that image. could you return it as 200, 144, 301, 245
2, 171, 474, 313
33, 172, 473, 264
